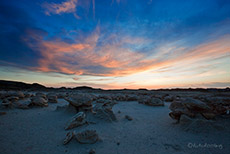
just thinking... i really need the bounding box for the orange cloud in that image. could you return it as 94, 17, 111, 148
24, 27, 152, 76
24, 26, 230, 79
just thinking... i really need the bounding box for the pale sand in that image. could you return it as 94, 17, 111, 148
0, 98, 229, 154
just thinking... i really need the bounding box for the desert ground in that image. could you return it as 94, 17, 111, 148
0, 89, 230, 154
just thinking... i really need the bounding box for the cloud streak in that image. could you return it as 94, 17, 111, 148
23, 25, 230, 80
43, 0, 80, 18
23, 26, 155, 76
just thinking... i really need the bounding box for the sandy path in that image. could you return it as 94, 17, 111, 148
0, 100, 229, 154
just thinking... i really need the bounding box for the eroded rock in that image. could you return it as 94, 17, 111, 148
169, 98, 216, 123
31, 96, 48, 107
139, 97, 164, 106
93, 100, 117, 121
47, 93, 58, 103
65, 94, 93, 107
76, 130, 99, 144
13, 98, 31, 109
65, 112, 87, 130
63, 130, 99, 145
35, 92, 47, 99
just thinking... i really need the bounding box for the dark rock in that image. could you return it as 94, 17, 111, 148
125, 115, 133, 121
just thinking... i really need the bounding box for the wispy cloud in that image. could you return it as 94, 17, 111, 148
23, 26, 155, 76
42, 0, 80, 18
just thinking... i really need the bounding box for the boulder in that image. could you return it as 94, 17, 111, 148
2, 96, 19, 107
65, 94, 93, 107
169, 98, 216, 123
24, 93, 32, 98
8, 91, 24, 98
164, 95, 174, 102
35, 92, 47, 99
57, 93, 67, 99
139, 97, 164, 106
47, 93, 58, 103
93, 101, 117, 121
125, 94, 138, 101
94, 106, 117, 121
182, 98, 212, 113
0, 91, 8, 99
14, 98, 31, 109
31, 96, 48, 107
76, 130, 99, 144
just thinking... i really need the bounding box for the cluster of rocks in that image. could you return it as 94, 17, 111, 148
169, 97, 230, 123
0, 91, 58, 109
64, 93, 117, 122
63, 94, 118, 146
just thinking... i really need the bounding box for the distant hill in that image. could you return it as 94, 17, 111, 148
0, 80, 229, 92
0, 80, 99, 91
0, 80, 47, 91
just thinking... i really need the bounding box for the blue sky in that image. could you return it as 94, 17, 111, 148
0, 0, 230, 89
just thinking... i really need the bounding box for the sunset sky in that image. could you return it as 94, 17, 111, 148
0, 0, 230, 89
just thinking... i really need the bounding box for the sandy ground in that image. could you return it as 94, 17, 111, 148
0, 99, 230, 154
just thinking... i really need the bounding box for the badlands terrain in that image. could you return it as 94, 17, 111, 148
0, 80, 230, 154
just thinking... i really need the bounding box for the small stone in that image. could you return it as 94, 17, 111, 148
63, 132, 75, 145
89, 149, 96, 154
125, 115, 133, 121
